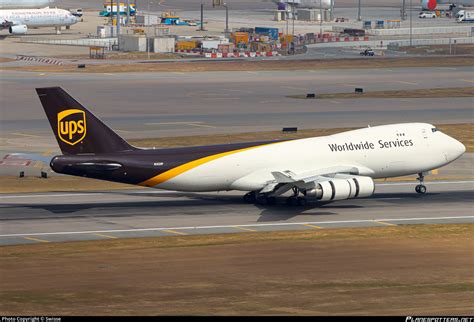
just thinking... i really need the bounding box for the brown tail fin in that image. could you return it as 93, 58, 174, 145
36, 87, 136, 155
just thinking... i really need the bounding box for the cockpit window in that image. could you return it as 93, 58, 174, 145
431, 128, 440, 133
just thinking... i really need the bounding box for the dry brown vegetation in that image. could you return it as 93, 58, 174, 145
2, 56, 473, 73
0, 224, 472, 315
0, 57, 14, 63
288, 87, 474, 100
400, 44, 474, 56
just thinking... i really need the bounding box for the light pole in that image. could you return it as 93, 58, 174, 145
223, 3, 229, 33
292, 0, 295, 36
147, 0, 150, 60
401, 0, 406, 21
409, 0, 412, 47
116, 0, 120, 49
358, 0, 361, 21
320, 0, 323, 36
126, 0, 130, 25
199, 3, 206, 31
286, 4, 289, 54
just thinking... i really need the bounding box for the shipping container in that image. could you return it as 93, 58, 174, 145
255, 27, 279, 40
202, 39, 229, 49
232, 32, 249, 45
218, 43, 235, 53
176, 40, 198, 50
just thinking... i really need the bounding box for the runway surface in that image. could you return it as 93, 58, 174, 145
1, 66, 473, 153
0, 180, 473, 246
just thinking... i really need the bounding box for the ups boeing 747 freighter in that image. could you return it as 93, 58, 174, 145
32, 87, 465, 206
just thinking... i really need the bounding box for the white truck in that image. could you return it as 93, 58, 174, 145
456, 10, 474, 22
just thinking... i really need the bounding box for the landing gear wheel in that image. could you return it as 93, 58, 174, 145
266, 197, 277, 205
297, 197, 307, 206
286, 196, 299, 206
243, 191, 257, 203
416, 172, 427, 194
415, 185, 427, 194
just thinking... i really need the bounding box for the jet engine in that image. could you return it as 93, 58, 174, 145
9, 25, 28, 34
421, 0, 437, 10
305, 176, 375, 201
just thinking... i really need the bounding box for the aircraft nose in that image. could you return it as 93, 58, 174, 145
450, 137, 466, 159
456, 140, 466, 156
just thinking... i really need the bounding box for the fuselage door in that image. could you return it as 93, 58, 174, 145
422, 128, 428, 139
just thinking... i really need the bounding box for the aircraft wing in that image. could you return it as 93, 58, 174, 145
0, 19, 15, 29
261, 165, 375, 196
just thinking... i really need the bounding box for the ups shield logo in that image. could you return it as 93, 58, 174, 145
57, 109, 86, 146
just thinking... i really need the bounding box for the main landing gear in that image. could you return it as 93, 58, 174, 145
243, 188, 308, 206
415, 172, 427, 194
285, 187, 307, 206
243, 191, 277, 205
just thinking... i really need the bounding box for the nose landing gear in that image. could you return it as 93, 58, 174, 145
415, 172, 427, 194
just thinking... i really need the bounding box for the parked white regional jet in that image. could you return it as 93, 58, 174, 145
0, 7, 77, 34
28, 87, 466, 206
0, 0, 54, 9
422, 0, 474, 10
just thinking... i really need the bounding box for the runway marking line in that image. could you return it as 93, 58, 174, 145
303, 224, 323, 230
373, 220, 398, 227
341, 83, 358, 87
4, 216, 472, 239
461, 79, 474, 83
280, 85, 302, 90
395, 81, 418, 86
432, 169, 439, 175
162, 229, 187, 236
233, 226, 257, 232
93, 233, 118, 239
11, 132, 41, 138
23, 236, 49, 243
187, 123, 216, 128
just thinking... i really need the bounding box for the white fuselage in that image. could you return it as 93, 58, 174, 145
154, 123, 465, 192
0, 0, 54, 9
0, 7, 77, 28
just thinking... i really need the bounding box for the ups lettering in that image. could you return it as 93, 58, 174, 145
60, 120, 85, 140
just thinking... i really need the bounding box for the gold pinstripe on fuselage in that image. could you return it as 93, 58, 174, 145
139, 142, 283, 187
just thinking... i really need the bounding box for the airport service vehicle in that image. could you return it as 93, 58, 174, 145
31, 87, 465, 206
99, 3, 136, 17
69, 8, 83, 18
0, 7, 77, 34
422, 0, 474, 11
360, 48, 375, 56
0, 0, 53, 9
419, 11, 437, 18
456, 10, 474, 22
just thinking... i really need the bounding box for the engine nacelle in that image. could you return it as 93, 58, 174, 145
305, 176, 375, 201
421, 0, 437, 11
9, 25, 28, 34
